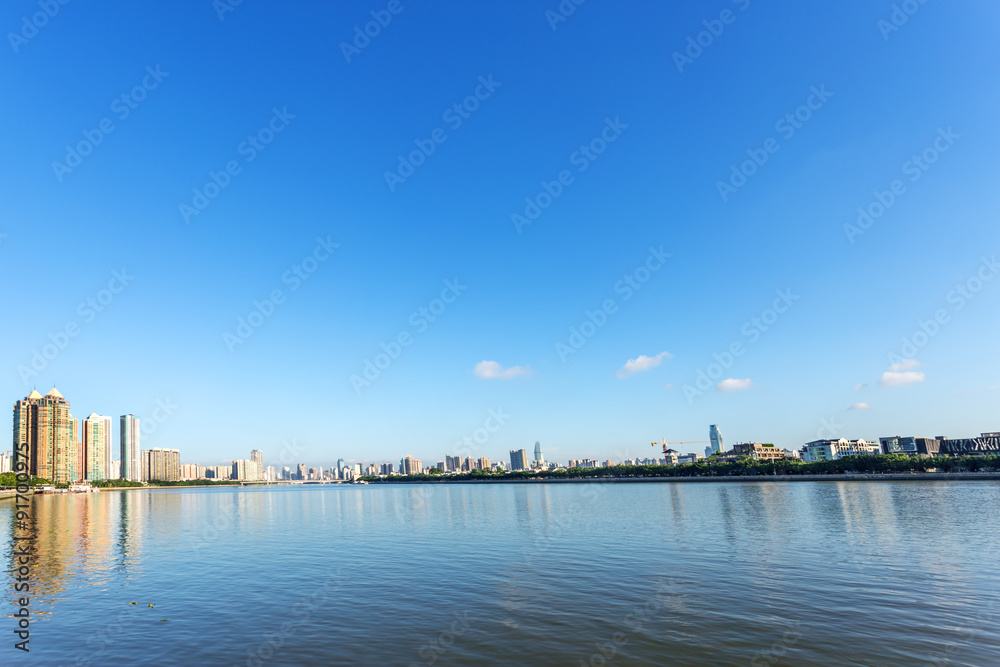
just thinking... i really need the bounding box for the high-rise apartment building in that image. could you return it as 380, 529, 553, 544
296, 463, 307, 480
143, 448, 180, 481
99, 415, 114, 480
509, 449, 528, 471
400, 456, 421, 475
120, 415, 142, 482
82, 413, 108, 482
13, 388, 77, 483
477, 457, 490, 471
251, 449, 264, 481
379, 462, 393, 476
0, 450, 10, 473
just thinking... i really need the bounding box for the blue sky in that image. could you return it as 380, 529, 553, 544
3, 0, 999, 468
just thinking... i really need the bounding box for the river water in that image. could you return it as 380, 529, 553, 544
3, 481, 999, 665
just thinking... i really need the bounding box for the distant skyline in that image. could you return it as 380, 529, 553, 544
3, 1, 999, 466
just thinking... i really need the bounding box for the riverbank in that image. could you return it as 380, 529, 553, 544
368, 472, 1000, 484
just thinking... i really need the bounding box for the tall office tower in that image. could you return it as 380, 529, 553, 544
534, 441, 544, 465
509, 449, 528, 471
120, 415, 142, 481
400, 456, 421, 475
13, 388, 76, 483
97, 415, 114, 480
708, 425, 724, 458
251, 449, 264, 480
462, 457, 473, 472
82, 413, 108, 482
296, 463, 307, 480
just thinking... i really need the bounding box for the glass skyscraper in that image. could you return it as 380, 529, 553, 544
707, 425, 724, 457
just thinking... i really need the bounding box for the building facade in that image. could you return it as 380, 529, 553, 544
509, 449, 528, 471
120, 415, 142, 481
143, 448, 180, 482
13, 388, 77, 483
82, 413, 107, 482
707, 424, 724, 458
400, 456, 422, 475
801, 438, 880, 463
534, 441, 544, 465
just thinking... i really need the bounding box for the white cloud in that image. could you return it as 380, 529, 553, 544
888, 359, 920, 372
717, 378, 752, 392
879, 371, 925, 387
853, 383, 867, 391
615, 351, 673, 378
473, 360, 531, 379
849, 402, 871, 410
664, 383, 676, 390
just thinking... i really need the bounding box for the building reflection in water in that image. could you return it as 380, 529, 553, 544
4, 490, 146, 624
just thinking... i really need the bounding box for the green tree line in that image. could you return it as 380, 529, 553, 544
361, 455, 1000, 483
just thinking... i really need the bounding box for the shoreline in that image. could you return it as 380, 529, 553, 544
365, 472, 1000, 484
3, 472, 998, 500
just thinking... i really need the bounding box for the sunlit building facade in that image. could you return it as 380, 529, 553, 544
13, 388, 77, 483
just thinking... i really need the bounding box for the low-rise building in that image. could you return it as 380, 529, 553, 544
878, 436, 942, 456
801, 438, 879, 463
937, 433, 1000, 456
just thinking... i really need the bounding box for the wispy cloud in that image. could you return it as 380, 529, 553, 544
717, 378, 752, 392
888, 358, 920, 372
879, 371, 925, 386
853, 383, 867, 391
473, 360, 531, 379
615, 351, 673, 378
849, 402, 871, 410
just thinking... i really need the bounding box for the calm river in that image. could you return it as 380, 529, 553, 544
3, 481, 999, 665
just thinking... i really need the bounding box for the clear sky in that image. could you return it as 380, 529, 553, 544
3, 0, 999, 469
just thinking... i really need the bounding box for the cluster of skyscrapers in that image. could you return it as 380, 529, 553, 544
11, 388, 177, 484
